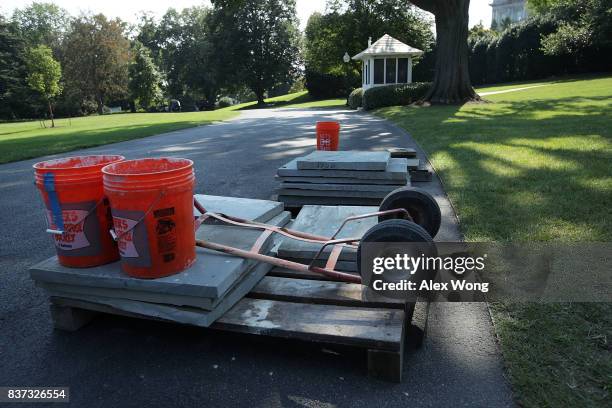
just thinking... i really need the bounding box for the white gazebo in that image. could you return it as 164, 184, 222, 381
351, 34, 423, 90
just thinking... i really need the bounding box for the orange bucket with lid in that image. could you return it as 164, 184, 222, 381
34, 155, 125, 267
316, 121, 340, 151
102, 157, 196, 278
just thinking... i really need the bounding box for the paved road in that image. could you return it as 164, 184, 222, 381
0, 108, 514, 407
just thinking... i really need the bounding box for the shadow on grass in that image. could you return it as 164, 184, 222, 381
381, 95, 612, 242
381, 94, 612, 406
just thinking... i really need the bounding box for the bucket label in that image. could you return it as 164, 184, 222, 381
111, 209, 151, 268
45, 201, 102, 256
154, 207, 177, 263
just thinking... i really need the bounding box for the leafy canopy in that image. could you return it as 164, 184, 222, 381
128, 42, 163, 109
25, 44, 62, 99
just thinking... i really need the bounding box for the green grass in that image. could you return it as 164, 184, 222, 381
232, 90, 346, 110
0, 91, 344, 164
0, 110, 238, 164
377, 76, 612, 407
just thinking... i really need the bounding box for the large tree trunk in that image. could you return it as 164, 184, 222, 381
255, 89, 265, 106
411, 0, 480, 104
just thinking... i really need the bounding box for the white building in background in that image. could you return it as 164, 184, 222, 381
351, 34, 423, 90
490, 0, 528, 27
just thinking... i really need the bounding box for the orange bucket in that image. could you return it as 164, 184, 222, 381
34, 155, 125, 267
102, 158, 196, 278
316, 121, 340, 151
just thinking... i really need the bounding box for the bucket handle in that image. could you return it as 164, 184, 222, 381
109, 190, 166, 242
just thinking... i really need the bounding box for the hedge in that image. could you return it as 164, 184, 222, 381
348, 88, 363, 109
304, 69, 360, 99
362, 82, 431, 110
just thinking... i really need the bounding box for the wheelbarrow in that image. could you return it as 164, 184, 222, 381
194, 187, 442, 285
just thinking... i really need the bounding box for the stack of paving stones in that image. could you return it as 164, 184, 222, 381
388, 147, 432, 182
276, 150, 418, 209
275, 205, 379, 273
29, 195, 291, 328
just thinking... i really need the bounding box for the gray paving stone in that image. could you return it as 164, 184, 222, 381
388, 147, 417, 158
405, 158, 420, 170
30, 205, 290, 300
278, 157, 408, 180
277, 205, 378, 261
277, 175, 405, 185
296, 151, 390, 171
279, 188, 389, 198
41, 260, 273, 328
279, 182, 403, 192
194, 194, 283, 222
278, 195, 382, 207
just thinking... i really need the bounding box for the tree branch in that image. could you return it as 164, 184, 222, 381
408, 0, 437, 14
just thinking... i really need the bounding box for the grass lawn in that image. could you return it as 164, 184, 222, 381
377, 76, 612, 407
0, 91, 345, 164
234, 90, 346, 110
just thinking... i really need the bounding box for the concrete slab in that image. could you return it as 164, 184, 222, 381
405, 158, 420, 170
34, 212, 292, 310
41, 260, 273, 328
279, 182, 403, 192
277, 205, 378, 261
278, 157, 408, 180
194, 194, 284, 222
30, 209, 290, 300
388, 147, 417, 158
296, 151, 390, 171
278, 195, 382, 208
409, 169, 432, 182
277, 175, 405, 185
278, 188, 389, 198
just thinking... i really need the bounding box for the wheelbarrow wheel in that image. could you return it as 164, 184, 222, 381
356, 219, 436, 289
378, 187, 441, 239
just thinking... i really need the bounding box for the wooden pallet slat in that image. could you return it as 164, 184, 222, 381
49, 296, 405, 352
250, 276, 406, 309
213, 298, 404, 351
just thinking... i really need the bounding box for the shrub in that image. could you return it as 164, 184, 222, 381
362, 82, 431, 110
348, 88, 363, 109
217, 96, 234, 108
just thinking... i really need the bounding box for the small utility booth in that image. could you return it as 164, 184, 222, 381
352, 34, 423, 90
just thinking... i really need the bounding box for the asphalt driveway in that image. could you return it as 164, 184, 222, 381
0, 108, 514, 407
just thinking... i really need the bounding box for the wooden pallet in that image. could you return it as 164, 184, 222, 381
48, 267, 428, 382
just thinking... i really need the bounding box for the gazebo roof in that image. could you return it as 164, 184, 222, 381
352, 34, 423, 60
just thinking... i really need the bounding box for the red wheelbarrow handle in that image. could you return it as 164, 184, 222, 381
195, 239, 362, 283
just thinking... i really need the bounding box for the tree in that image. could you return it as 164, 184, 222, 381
128, 42, 163, 111
11, 2, 69, 52
25, 45, 62, 127
409, 0, 480, 104
62, 14, 130, 114
0, 16, 23, 119
305, 1, 433, 75
213, 0, 301, 105
531, 0, 612, 58
137, 7, 221, 108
